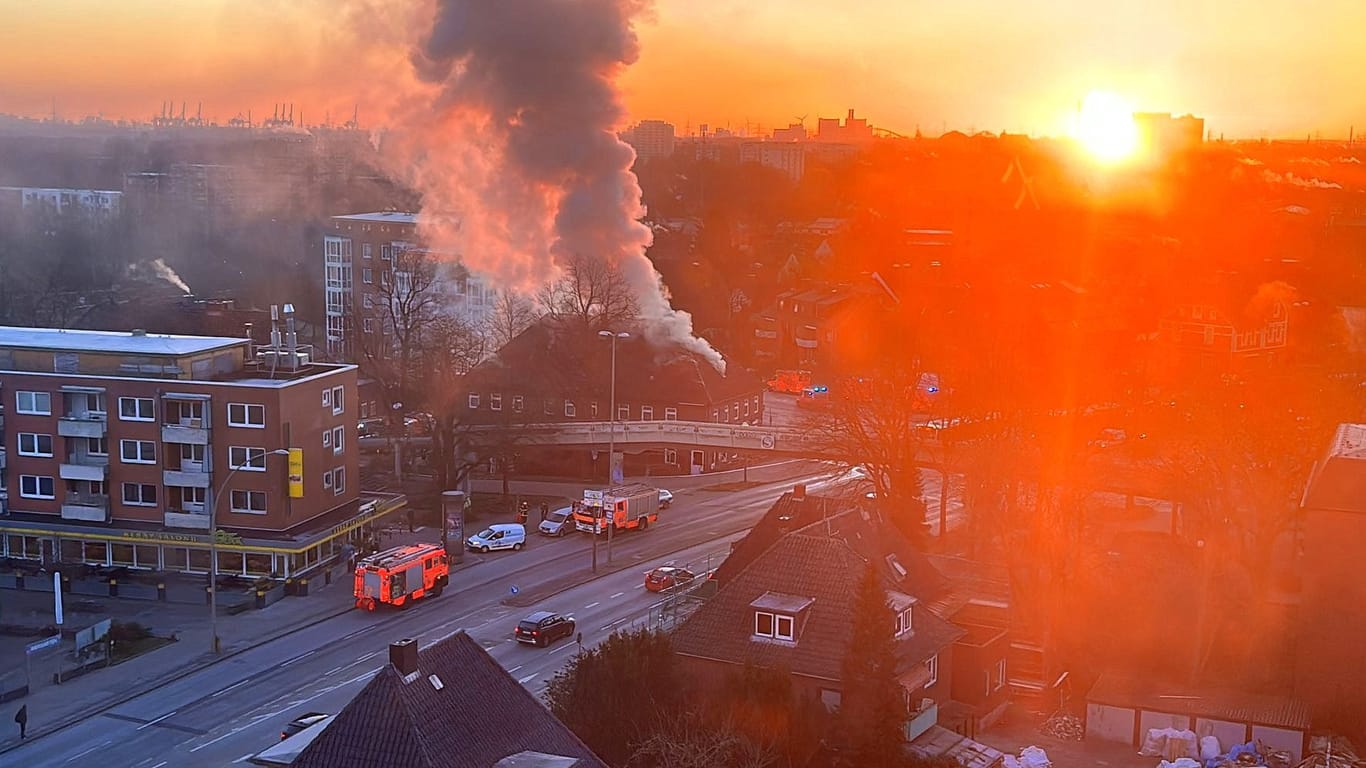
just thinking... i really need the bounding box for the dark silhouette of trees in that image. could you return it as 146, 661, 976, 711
831, 565, 907, 768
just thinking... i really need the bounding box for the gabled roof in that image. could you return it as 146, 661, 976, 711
293, 632, 607, 768
673, 532, 963, 682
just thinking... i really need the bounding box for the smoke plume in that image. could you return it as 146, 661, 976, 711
387, 0, 725, 372
150, 258, 192, 294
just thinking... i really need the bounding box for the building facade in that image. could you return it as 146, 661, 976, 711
0, 324, 402, 578
625, 119, 676, 162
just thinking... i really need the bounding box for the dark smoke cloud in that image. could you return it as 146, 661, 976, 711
392, 0, 724, 371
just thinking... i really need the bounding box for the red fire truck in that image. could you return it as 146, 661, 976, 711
353, 543, 450, 611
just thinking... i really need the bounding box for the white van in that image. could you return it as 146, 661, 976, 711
466, 523, 526, 553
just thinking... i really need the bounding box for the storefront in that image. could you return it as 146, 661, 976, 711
0, 494, 407, 579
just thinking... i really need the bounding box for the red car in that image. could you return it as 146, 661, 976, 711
644, 566, 697, 593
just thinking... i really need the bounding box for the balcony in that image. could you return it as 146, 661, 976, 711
164, 511, 211, 530
903, 699, 939, 742
61, 493, 110, 522
59, 455, 108, 482
164, 467, 211, 488
58, 416, 107, 439
0, 447, 6, 471
162, 422, 209, 445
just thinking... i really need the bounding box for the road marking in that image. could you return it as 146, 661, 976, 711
609, 592, 624, 599
281, 649, 317, 667
518, 673, 537, 684
70, 741, 111, 760
584, 601, 599, 609
325, 666, 344, 676
600, 617, 629, 631
212, 679, 251, 698
151, 763, 168, 768
550, 642, 576, 655
508, 665, 523, 673
234, 754, 255, 764
633, 583, 645, 589
137, 711, 176, 730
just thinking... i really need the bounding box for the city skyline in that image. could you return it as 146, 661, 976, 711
2, 1, 1365, 139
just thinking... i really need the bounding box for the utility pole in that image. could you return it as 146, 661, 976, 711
599, 330, 629, 567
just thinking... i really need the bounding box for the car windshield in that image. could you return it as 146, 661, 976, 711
475, 528, 494, 539
548, 510, 569, 522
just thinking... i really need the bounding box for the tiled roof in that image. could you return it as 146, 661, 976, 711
293, 632, 607, 768
1086, 673, 1312, 731
673, 532, 963, 682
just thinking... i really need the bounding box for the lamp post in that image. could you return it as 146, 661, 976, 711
598, 330, 629, 567
209, 447, 290, 654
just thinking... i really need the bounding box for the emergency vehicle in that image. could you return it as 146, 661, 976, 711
573, 483, 660, 535
353, 543, 450, 611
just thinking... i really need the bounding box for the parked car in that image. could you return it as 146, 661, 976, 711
466, 523, 526, 553
538, 506, 574, 537
657, 489, 673, 509
514, 611, 576, 647
281, 712, 329, 741
644, 566, 697, 592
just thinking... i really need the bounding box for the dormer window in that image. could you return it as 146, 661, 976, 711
888, 590, 917, 638
896, 607, 913, 637
750, 591, 814, 644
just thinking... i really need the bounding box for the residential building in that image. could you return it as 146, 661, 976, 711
1294, 423, 1366, 741
0, 322, 403, 578
751, 283, 886, 371
0, 186, 123, 218
739, 141, 806, 182
290, 634, 608, 768
460, 317, 765, 476
625, 119, 676, 162
324, 211, 494, 361
1153, 298, 1288, 379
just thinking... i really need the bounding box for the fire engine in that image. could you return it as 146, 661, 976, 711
573, 483, 660, 535
353, 543, 450, 611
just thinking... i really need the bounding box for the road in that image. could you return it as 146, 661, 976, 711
8, 472, 828, 768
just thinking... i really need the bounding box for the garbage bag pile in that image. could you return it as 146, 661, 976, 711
1002, 745, 1052, 768
1295, 735, 1361, 768
1140, 728, 1201, 761
1040, 712, 1084, 741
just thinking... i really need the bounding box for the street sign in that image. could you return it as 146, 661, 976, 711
26, 634, 61, 655
509, 585, 519, 595
54, 571, 63, 626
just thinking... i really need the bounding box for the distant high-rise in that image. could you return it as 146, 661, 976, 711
1133, 112, 1204, 155
625, 119, 676, 162
815, 109, 874, 143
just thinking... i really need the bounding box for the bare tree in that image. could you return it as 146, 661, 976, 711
627, 715, 778, 768
357, 246, 444, 413
486, 290, 540, 349
537, 252, 640, 332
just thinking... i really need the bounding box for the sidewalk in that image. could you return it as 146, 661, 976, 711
0, 527, 457, 754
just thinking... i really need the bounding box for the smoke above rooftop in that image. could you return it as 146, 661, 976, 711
375, 0, 725, 372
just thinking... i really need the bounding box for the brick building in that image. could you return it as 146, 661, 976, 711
0, 323, 404, 578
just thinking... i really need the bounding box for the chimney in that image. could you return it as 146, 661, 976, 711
131, 329, 147, 337
792, 483, 806, 501
389, 638, 419, 677
283, 303, 298, 370
243, 322, 254, 359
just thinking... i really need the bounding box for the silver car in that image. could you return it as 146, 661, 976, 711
538, 506, 574, 536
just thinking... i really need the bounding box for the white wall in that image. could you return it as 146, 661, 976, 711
1085, 703, 1136, 744
1139, 710, 1192, 737
1193, 718, 1248, 754
1252, 725, 1303, 764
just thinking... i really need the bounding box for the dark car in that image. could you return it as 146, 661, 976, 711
281, 712, 329, 741
514, 611, 576, 647
644, 566, 697, 593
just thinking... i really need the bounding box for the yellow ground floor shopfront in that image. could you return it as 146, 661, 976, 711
0, 494, 407, 579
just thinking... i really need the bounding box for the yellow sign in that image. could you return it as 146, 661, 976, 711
288, 448, 304, 498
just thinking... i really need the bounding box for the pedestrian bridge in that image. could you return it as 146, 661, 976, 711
359, 419, 830, 454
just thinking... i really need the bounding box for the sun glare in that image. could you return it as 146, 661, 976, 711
1075, 90, 1139, 163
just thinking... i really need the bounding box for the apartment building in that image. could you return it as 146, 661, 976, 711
324, 211, 494, 361
0, 323, 403, 578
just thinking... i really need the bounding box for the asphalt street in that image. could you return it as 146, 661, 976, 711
8, 470, 834, 768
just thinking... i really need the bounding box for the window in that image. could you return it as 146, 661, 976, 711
323, 389, 331, 407
88, 437, 109, 456
925, 655, 939, 688
363, 293, 374, 309
229, 446, 266, 471
711, 409, 719, 421
230, 490, 267, 514
20, 475, 55, 499
228, 403, 266, 428
332, 467, 346, 495
118, 396, 154, 421
993, 659, 1006, 691
640, 406, 654, 421
490, 393, 502, 411
179, 444, 205, 464
72, 392, 106, 416
363, 268, 374, 284
896, 607, 913, 637
179, 487, 205, 507
120, 440, 156, 464
18, 433, 54, 457
664, 448, 678, 465
381, 244, 393, 261
122, 483, 157, 507
332, 387, 344, 415
743, 402, 750, 417
512, 395, 524, 412
617, 403, 629, 420
590, 401, 599, 418
754, 611, 796, 641
16, 391, 51, 415
323, 470, 332, 488
363, 318, 375, 333
323, 430, 330, 447
776, 615, 794, 640
468, 394, 481, 409
565, 400, 576, 418
755, 611, 774, 637
664, 407, 678, 421
332, 426, 345, 454
363, 243, 373, 260
171, 400, 203, 424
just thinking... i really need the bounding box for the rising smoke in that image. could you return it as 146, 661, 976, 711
149, 258, 192, 294
389, 0, 726, 372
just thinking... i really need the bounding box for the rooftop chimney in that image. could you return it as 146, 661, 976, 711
792, 483, 806, 501
390, 638, 419, 677
131, 329, 147, 337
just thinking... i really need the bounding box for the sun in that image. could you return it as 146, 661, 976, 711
1075, 90, 1139, 163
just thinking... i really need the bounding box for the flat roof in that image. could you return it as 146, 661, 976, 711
332, 211, 419, 224
0, 326, 246, 357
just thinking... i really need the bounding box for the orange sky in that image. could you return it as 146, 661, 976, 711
2, 1, 1364, 138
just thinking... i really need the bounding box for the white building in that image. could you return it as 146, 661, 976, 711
626, 120, 676, 163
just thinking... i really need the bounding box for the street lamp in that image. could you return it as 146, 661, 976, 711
598, 330, 629, 568
209, 447, 290, 654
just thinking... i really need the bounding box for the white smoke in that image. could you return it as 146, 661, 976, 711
378, 0, 726, 373
150, 258, 192, 294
